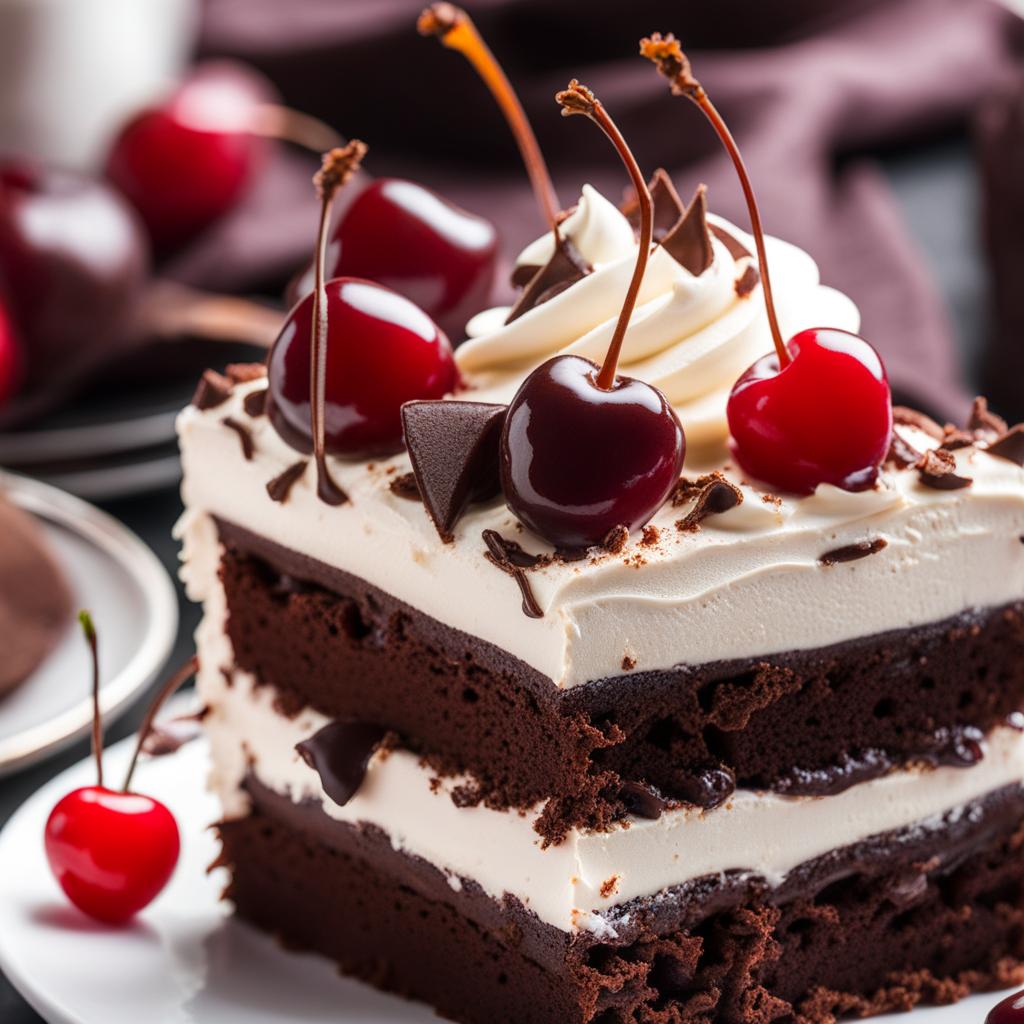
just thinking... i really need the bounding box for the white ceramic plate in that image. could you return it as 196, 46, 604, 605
0, 473, 178, 774
0, 735, 1012, 1024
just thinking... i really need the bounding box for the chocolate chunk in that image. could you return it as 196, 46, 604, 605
243, 387, 268, 417
402, 401, 506, 542
222, 417, 254, 460
676, 473, 743, 531
660, 184, 713, 276
893, 405, 944, 440
939, 425, 975, 451
192, 369, 233, 410
226, 363, 267, 385
482, 529, 544, 618
734, 263, 760, 297
618, 780, 668, 820
916, 447, 972, 490
967, 396, 1008, 438
266, 460, 307, 503
984, 424, 1024, 466
505, 232, 591, 323
296, 720, 388, 807
622, 168, 686, 241
389, 471, 422, 501
819, 538, 888, 565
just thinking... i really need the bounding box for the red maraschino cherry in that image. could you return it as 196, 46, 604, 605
988, 991, 1024, 1024
0, 298, 23, 404
290, 178, 498, 344
44, 612, 196, 925
267, 144, 457, 488
499, 81, 685, 550
106, 61, 340, 253
642, 35, 892, 494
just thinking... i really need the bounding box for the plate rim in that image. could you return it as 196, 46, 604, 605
0, 471, 179, 775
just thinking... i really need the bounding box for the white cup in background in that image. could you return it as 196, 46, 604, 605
0, 0, 199, 171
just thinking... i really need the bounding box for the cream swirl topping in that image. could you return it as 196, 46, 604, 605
459, 184, 859, 448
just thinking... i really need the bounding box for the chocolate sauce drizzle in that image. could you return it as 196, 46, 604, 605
819, 538, 888, 565
296, 719, 388, 806
482, 529, 544, 618
266, 460, 308, 503
222, 417, 254, 460
675, 473, 743, 532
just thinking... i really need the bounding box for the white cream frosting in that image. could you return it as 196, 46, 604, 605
189, 556, 1024, 937
179, 382, 1024, 689
461, 185, 858, 447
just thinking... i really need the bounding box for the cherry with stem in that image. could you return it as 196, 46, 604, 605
641, 33, 892, 494
498, 80, 684, 550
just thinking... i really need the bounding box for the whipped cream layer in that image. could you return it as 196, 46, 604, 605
459, 185, 858, 447
190, 557, 1024, 937
179, 381, 1024, 688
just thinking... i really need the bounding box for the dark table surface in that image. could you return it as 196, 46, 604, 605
0, 137, 991, 1023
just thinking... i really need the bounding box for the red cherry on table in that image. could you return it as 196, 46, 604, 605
105, 62, 275, 252
268, 277, 458, 459
0, 299, 23, 404
291, 178, 498, 343
44, 786, 180, 925
726, 328, 892, 494
501, 355, 685, 549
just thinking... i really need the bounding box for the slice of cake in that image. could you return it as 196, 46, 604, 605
177, 23, 1024, 1024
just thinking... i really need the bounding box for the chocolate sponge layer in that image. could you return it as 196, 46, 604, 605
217, 518, 1024, 841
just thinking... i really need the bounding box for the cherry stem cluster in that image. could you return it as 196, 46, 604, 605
556, 80, 652, 392
418, 3, 560, 230
640, 33, 789, 369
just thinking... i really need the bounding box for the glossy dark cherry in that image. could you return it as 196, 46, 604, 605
44, 785, 180, 924
500, 355, 685, 549
0, 299, 22, 404
105, 62, 273, 252
291, 178, 498, 343
0, 162, 149, 398
988, 991, 1024, 1024
726, 328, 892, 494
268, 276, 458, 458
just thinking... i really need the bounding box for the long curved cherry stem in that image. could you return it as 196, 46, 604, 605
309, 144, 366, 505
419, 3, 560, 229
641, 33, 789, 369
122, 655, 199, 794
78, 611, 102, 789
249, 104, 343, 153
557, 80, 652, 392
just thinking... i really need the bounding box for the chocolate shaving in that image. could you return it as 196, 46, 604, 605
734, 264, 760, 297
967, 396, 1008, 438
192, 369, 233, 411
676, 473, 743, 531
222, 417, 254, 460
660, 184, 713, 276
402, 401, 506, 542
916, 447, 972, 490
984, 424, 1024, 466
482, 529, 544, 618
505, 231, 591, 323
886, 429, 922, 469
266, 460, 307, 503
389, 472, 422, 501
819, 538, 888, 565
709, 223, 752, 261
296, 719, 388, 806
622, 168, 685, 241
893, 405, 944, 440
243, 387, 268, 418
225, 363, 267, 385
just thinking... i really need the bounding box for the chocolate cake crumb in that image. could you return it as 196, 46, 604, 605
243, 387, 269, 418
226, 363, 267, 384
599, 875, 620, 899
266, 461, 307, 503
621, 655, 637, 671
601, 525, 629, 555
893, 405, 944, 439
985, 424, 1024, 466
223, 417, 254, 460
641, 524, 660, 546
676, 473, 743, 531
389, 472, 422, 501
193, 369, 233, 410
916, 448, 972, 490
761, 492, 782, 507
819, 538, 888, 566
